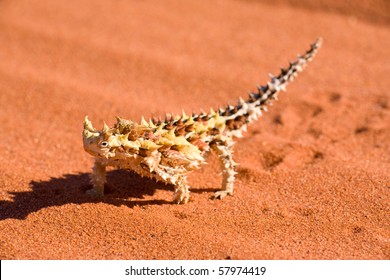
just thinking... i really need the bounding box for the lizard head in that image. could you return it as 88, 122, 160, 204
82, 116, 121, 159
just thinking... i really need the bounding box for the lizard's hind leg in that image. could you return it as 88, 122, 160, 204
210, 137, 238, 200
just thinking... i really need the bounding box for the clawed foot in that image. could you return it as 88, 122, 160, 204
173, 190, 190, 204
211, 190, 232, 200
86, 188, 104, 197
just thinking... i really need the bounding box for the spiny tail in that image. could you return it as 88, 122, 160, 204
221, 37, 323, 137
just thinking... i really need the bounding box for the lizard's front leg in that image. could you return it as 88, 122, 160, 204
87, 159, 106, 196
154, 168, 190, 204
141, 153, 190, 204
153, 165, 190, 204
172, 174, 190, 204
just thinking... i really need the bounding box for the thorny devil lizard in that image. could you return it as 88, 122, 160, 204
83, 38, 323, 204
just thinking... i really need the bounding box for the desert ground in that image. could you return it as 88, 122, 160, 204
0, 0, 389, 259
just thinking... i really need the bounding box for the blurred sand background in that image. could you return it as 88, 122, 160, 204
0, 0, 389, 259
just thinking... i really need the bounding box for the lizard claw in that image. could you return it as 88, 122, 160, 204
211, 190, 232, 200
173, 190, 190, 204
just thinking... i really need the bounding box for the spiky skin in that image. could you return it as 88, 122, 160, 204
83, 38, 323, 204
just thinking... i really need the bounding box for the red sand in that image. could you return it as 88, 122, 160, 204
0, 0, 389, 259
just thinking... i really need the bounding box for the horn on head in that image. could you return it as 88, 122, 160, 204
102, 122, 110, 133
84, 116, 96, 132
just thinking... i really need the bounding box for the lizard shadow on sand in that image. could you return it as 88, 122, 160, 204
0, 169, 213, 220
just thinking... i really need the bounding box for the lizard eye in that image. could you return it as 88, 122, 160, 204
100, 141, 109, 148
